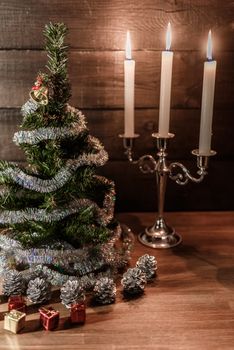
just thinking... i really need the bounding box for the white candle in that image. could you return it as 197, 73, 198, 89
199, 30, 217, 155
158, 23, 174, 136
124, 31, 135, 137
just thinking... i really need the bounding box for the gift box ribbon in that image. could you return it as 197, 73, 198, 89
7, 310, 25, 321
39, 307, 59, 319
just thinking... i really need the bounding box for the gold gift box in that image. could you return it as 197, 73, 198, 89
4, 309, 26, 334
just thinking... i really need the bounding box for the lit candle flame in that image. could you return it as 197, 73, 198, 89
126, 31, 132, 60
207, 30, 213, 60
166, 22, 172, 51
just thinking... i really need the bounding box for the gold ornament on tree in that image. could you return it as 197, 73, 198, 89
29, 74, 49, 105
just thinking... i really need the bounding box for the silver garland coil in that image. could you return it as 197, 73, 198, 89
21, 99, 39, 116
0, 224, 134, 288
0, 224, 121, 267
0, 136, 108, 193
0, 196, 114, 226
0, 171, 116, 226
13, 120, 86, 146
33, 265, 70, 286
0, 148, 108, 193
26, 266, 116, 288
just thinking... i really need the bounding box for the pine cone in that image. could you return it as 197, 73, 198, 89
2, 269, 25, 296
93, 277, 116, 305
60, 279, 85, 308
26, 277, 51, 304
80, 274, 96, 292
136, 254, 158, 280
121, 267, 146, 297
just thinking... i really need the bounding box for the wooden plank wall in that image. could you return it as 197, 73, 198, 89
0, 0, 233, 211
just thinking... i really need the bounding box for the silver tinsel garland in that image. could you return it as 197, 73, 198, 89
21, 99, 39, 116
0, 223, 134, 288
0, 136, 108, 193
24, 265, 116, 288
0, 224, 121, 268
0, 196, 114, 226
13, 119, 86, 146
0, 148, 108, 193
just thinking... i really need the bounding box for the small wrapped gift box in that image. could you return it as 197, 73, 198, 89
8, 295, 26, 313
4, 310, 26, 334
39, 306, 59, 331
70, 302, 86, 324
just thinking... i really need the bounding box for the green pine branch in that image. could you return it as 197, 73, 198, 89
44, 22, 71, 114
44, 23, 68, 76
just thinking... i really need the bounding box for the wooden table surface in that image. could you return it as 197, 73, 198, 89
0, 211, 234, 350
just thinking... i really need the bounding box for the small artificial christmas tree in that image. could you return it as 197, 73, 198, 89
0, 23, 131, 292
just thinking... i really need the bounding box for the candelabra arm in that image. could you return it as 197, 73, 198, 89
169, 149, 216, 185
119, 134, 157, 173
169, 162, 206, 185
137, 155, 157, 174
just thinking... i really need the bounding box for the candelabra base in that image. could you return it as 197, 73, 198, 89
138, 218, 182, 249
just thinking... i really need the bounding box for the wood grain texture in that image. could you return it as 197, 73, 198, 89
0, 50, 233, 109
0, 0, 233, 51
1, 211, 234, 349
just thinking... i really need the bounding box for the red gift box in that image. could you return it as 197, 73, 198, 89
39, 307, 59, 331
8, 296, 26, 313
70, 302, 86, 324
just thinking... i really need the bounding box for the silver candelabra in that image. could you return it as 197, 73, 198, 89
119, 132, 216, 249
